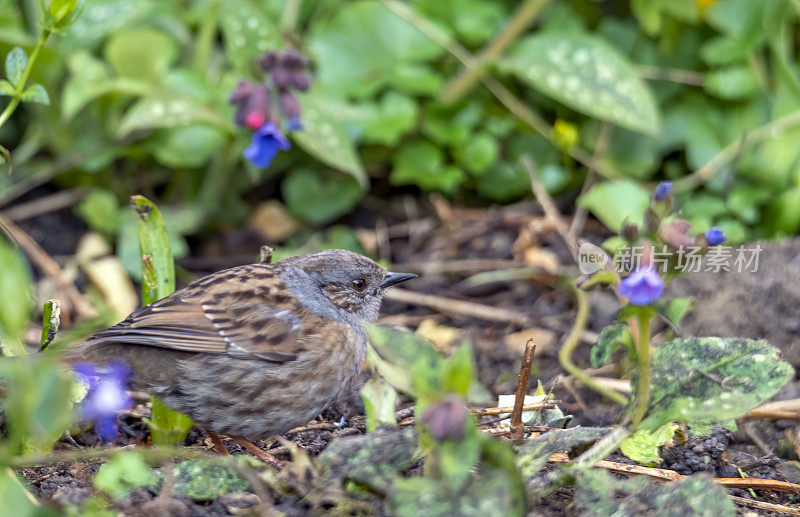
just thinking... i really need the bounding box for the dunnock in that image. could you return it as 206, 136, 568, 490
65, 249, 415, 463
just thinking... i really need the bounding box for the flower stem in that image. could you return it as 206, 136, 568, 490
629, 312, 652, 429
0, 28, 51, 130
558, 285, 629, 406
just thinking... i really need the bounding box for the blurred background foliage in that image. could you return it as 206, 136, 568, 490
2, 0, 800, 278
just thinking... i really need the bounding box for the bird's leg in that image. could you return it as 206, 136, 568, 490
232, 436, 285, 470
206, 431, 229, 455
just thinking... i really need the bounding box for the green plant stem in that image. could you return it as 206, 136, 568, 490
558, 286, 629, 406
281, 0, 303, 31
440, 0, 551, 103
0, 28, 51, 129
628, 313, 652, 429
192, 0, 221, 73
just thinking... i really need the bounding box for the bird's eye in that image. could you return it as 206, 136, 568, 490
352, 278, 366, 291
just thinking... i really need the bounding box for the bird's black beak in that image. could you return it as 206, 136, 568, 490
381, 271, 417, 288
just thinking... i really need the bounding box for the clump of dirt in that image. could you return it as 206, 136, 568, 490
660, 427, 732, 476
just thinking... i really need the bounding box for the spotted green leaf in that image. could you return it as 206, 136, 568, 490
642, 337, 793, 432
117, 97, 227, 137
361, 377, 398, 431
292, 94, 367, 187
500, 33, 660, 135
220, 0, 281, 73
619, 423, 677, 466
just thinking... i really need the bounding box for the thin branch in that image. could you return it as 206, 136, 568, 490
511, 339, 537, 439
383, 288, 530, 326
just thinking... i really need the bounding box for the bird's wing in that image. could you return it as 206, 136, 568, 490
87, 273, 303, 363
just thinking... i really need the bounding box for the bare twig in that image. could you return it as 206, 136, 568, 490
384, 288, 530, 326
3, 188, 86, 221
0, 211, 97, 320
636, 65, 704, 86
729, 495, 800, 516
522, 156, 578, 260
568, 122, 610, 242
511, 339, 537, 439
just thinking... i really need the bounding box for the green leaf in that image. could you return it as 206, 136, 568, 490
360, 377, 398, 431
515, 427, 608, 480
95, 451, 160, 499
0, 79, 14, 96
0, 468, 58, 517
442, 342, 474, 397
642, 337, 794, 431
0, 239, 32, 356
76, 189, 121, 236
49, 0, 78, 22
131, 195, 174, 304
590, 324, 631, 369
577, 179, 650, 232
620, 423, 677, 466
117, 97, 227, 138
391, 139, 466, 192
389, 63, 444, 96
282, 168, 363, 225
703, 66, 760, 100
143, 396, 193, 446
367, 325, 446, 398
220, 0, 282, 73
293, 94, 367, 186
453, 132, 499, 176
62, 0, 155, 51
20, 84, 48, 104
500, 33, 659, 135
4, 47, 27, 87
309, 0, 442, 98
661, 297, 693, 327
104, 28, 177, 81
174, 460, 249, 501
362, 91, 419, 146
149, 125, 226, 169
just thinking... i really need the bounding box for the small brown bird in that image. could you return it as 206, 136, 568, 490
65, 249, 415, 465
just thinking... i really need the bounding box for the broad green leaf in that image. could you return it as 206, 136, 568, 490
661, 297, 693, 327
220, 0, 281, 73
174, 460, 249, 500
367, 325, 446, 398
292, 94, 367, 186
703, 66, 759, 100
590, 324, 631, 369
149, 125, 226, 169
309, 0, 442, 98
390, 139, 465, 192
95, 451, 160, 499
4, 47, 27, 87
118, 97, 227, 137
131, 195, 174, 304
500, 33, 660, 135
282, 168, 363, 225
360, 377, 398, 431
642, 337, 793, 431
49, 0, 78, 22
104, 28, 177, 81
577, 179, 650, 232
0, 79, 14, 96
20, 84, 48, 104
515, 427, 608, 480
453, 132, 499, 176
389, 63, 444, 96
76, 189, 121, 236
442, 342, 474, 397
619, 423, 677, 466
0, 239, 32, 356
0, 468, 57, 517
362, 91, 419, 146
62, 0, 155, 50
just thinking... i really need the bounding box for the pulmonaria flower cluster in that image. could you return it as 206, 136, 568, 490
420, 395, 468, 441
229, 49, 312, 169
618, 266, 664, 305
705, 227, 726, 246
73, 361, 132, 441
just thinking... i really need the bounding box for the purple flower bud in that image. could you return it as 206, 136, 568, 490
420, 395, 467, 441
272, 68, 291, 91
659, 219, 694, 248
229, 81, 273, 129
289, 73, 311, 92
279, 49, 309, 70
278, 92, 301, 121
654, 181, 673, 201
286, 117, 304, 131
618, 266, 664, 305
73, 361, 132, 442
705, 227, 726, 246
258, 52, 278, 72
243, 123, 291, 169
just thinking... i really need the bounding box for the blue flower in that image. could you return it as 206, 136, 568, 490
243, 123, 291, 169
618, 266, 664, 305
654, 181, 673, 200
285, 117, 304, 132
705, 227, 726, 246
73, 362, 132, 441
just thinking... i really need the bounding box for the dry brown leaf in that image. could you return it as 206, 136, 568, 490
502, 328, 556, 355
249, 200, 302, 242
416, 318, 463, 354
76, 233, 138, 319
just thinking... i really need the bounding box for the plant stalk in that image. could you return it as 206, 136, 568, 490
629, 313, 652, 429
0, 28, 51, 129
